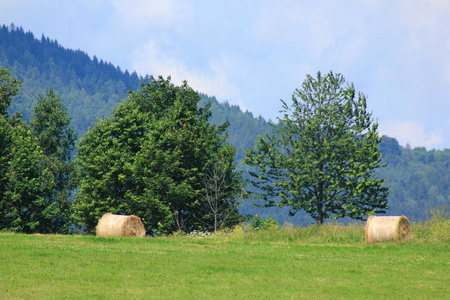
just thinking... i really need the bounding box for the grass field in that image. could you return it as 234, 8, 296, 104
1, 215, 448, 299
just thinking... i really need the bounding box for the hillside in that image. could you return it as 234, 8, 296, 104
0, 24, 146, 135
1, 24, 448, 224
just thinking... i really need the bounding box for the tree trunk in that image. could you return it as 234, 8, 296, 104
318, 216, 324, 225
174, 210, 183, 233
317, 200, 324, 225
316, 188, 324, 225
214, 214, 218, 233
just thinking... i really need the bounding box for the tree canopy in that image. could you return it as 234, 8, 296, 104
30, 89, 77, 233
245, 71, 389, 224
0, 69, 53, 233
73, 76, 244, 234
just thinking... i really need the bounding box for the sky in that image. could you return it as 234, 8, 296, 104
1, 0, 449, 149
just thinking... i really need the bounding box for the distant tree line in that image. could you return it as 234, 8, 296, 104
377, 137, 450, 220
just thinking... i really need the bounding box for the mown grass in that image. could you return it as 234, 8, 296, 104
0, 215, 448, 299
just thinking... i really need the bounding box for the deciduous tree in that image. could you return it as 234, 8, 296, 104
74, 76, 243, 234
244, 71, 389, 224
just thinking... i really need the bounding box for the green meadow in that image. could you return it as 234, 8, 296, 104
1, 216, 448, 299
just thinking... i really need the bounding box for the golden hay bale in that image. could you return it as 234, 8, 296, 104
96, 213, 146, 237
365, 215, 412, 244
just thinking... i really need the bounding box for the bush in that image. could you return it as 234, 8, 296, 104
248, 215, 279, 230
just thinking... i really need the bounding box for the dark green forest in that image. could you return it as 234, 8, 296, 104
1, 24, 448, 227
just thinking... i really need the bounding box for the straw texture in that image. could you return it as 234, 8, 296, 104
96, 213, 146, 237
365, 215, 412, 244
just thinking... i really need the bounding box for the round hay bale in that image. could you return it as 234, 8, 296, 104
96, 213, 146, 237
365, 215, 412, 244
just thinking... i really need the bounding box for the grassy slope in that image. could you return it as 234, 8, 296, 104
0, 219, 448, 299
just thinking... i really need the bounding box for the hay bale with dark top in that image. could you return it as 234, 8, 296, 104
96, 213, 146, 237
365, 215, 412, 244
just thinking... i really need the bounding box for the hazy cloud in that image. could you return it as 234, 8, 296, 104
109, 0, 193, 28
381, 121, 443, 149
133, 40, 244, 108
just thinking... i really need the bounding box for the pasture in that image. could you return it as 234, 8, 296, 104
0, 216, 448, 299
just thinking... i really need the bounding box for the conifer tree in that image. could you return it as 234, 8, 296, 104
31, 89, 77, 233
0, 69, 51, 233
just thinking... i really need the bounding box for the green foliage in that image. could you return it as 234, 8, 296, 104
0, 69, 20, 216
378, 144, 450, 221
0, 68, 21, 116
245, 71, 389, 224
0, 70, 78, 233
30, 89, 77, 233
247, 215, 279, 231
74, 77, 244, 234
0, 114, 50, 233
0, 70, 51, 233
199, 94, 273, 162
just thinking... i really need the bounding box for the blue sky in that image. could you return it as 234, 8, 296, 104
1, 0, 449, 149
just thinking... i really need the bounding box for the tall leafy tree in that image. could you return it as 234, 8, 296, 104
244, 71, 389, 224
30, 89, 77, 233
0, 69, 51, 233
0, 69, 21, 205
74, 76, 243, 234
1, 115, 50, 233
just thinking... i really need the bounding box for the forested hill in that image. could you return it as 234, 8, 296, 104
0, 24, 270, 161
1, 24, 448, 223
0, 24, 147, 134
198, 94, 272, 161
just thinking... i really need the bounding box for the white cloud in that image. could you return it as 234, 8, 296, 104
252, 2, 338, 59
380, 121, 443, 149
399, 0, 450, 29
132, 40, 245, 108
109, 0, 193, 28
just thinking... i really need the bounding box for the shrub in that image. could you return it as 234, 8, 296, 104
248, 215, 279, 231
